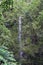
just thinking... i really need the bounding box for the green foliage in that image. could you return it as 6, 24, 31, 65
0, 46, 17, 65
1, 0, 13, 11
0, 0, 43, 65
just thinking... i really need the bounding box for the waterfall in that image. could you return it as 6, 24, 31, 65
18, 16, 23, 65
18, 16, 22, 45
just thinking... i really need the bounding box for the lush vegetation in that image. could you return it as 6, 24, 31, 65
0, 0, 43, 65
0, 46, 17, 65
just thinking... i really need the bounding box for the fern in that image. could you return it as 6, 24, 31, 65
0, 46, 17, 65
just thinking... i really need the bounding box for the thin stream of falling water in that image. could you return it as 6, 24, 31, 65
18, 16, 22, 65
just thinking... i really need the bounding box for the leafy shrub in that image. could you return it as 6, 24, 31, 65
0, 46, 17, 65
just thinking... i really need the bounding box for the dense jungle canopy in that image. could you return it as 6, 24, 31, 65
0, 0, 43, 65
